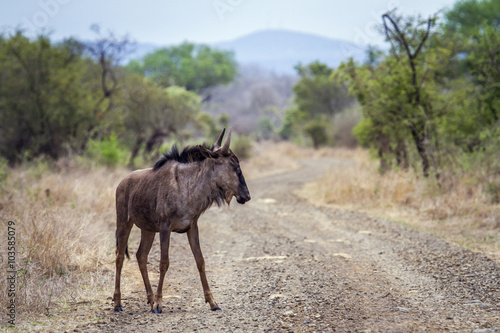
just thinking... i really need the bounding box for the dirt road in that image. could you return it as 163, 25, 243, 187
83, 157, 499, 332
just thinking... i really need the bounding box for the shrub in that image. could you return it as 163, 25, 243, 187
303, 119, 328, 149
86, 133, 128, 167
231, 135, 253, 159
258, 116, 275, 140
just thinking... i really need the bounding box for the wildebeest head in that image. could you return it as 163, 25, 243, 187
212, 129, 251, 205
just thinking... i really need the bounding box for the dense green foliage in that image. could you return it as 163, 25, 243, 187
445, 0, 500, 35
0, 32, 236, 165
278, 0, 500, 188
0, 33, 101, 161
281, 61, 355, 148
118, 74, 201, 165
128, 42, 237, 94
341, 12, 446, 175
338, 3, 500, 179
86, 133, 128, 167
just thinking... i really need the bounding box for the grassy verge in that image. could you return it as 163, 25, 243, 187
298, 148, 500, 259
0, 159, 129, 330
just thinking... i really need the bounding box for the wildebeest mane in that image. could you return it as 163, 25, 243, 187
201, 186, 226, 213
153, 144, 219, 171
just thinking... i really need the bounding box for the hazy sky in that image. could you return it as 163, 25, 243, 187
1, 0, 457, 46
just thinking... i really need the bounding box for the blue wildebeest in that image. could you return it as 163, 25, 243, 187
113, 129, 251, 313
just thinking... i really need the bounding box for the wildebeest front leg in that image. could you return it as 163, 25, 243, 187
136, 230, 156, 308
187, 224, 221, 311
153, 228, 171, 313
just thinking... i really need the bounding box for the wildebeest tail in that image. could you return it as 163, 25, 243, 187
115, 230, 130, 260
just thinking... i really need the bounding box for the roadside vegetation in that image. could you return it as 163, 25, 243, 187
299, 148, 500, 258
0, 159, 125, 328
285, 0, 500, 257
0, 0, 499, 329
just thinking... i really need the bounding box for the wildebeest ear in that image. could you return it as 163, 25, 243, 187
221, 129, 232, 155
214, 128, 226, 150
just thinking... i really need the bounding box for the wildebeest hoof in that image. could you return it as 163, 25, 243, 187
153, 307, 162, 314
114, 306, 124, 312
211, 306, 222, 311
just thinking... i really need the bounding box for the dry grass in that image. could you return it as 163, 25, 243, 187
240, 141, 355, 179
300, 148, 500, 258
331, 108, 361, 148
0, 160, 129, 329
240, 141, 303, 180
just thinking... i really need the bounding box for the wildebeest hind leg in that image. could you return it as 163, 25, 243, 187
113, 218, 134, 312
136, 229, 156, 308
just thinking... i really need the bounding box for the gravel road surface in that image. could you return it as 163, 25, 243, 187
79, 158, 499, 332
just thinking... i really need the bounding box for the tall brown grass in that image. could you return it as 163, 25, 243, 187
300, 148, 500, 258
331, 108, 361, 148
240, 141, 303, 179
0, 159, 129, 328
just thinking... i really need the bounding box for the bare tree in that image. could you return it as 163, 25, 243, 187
86, 24, 135, 121
382, 11, 436, 176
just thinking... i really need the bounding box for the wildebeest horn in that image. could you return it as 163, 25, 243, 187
214, 128, 226, 150
221, 129, 231, 155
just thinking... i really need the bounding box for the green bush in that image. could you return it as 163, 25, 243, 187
258, 116, 275, 140
231, 135, 253, 159
303, 119, 328, 149
86, 133, 128, 167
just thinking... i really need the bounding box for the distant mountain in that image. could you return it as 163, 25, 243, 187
126, 29, 367, 74
215, 29, 366, 74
